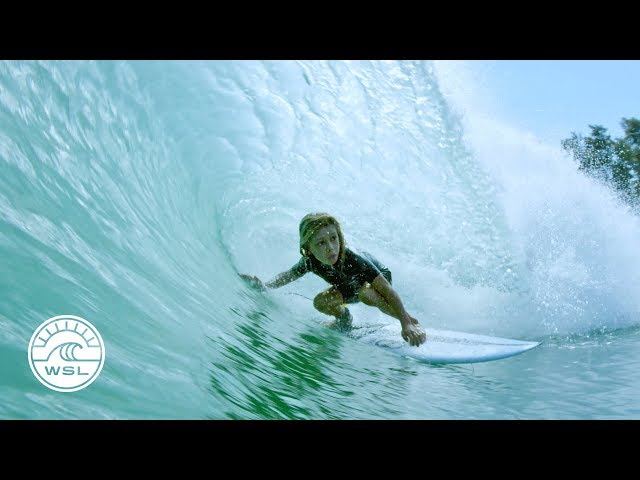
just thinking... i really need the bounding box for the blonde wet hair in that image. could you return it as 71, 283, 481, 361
299, 212, 346, 270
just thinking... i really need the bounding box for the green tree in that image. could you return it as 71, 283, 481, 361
561, 117, 640, 206
615, 118, 640, 198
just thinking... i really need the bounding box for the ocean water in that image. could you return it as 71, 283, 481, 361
1, 60, 639, 420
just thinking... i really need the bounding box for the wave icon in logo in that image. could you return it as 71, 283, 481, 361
28, 315, 105, 392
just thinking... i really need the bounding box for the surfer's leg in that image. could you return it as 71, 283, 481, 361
314, 287, 353, 330
358, 283, 394, 315
313, 287, 346, 317
358, 283, 418, 325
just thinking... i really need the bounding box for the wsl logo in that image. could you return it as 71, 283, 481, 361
28, 315, 105, 392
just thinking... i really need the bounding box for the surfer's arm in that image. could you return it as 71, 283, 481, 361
239, 268, 304, 291
370, 274, 426, 346
370, 274, 413, 327
240, 258, 308, 291
264, 268, 305, 289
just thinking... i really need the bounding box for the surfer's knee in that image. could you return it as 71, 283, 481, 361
313, 292, 334, 312
313, 293, 326, 312
357, 283, 377, 306
314, 289, 343, 313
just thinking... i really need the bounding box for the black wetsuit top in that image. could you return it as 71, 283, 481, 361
291, 248, 392, 303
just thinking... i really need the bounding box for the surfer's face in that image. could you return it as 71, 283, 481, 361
308, 225, 340, 266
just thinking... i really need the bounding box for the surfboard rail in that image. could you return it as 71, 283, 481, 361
351, 326, 542, 364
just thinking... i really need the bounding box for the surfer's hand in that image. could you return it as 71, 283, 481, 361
402, 318, 427, 346
239, 274, 267, 291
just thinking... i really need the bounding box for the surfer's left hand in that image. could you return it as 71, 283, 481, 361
402, 319, 427, 347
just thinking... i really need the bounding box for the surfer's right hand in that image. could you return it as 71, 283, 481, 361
402, 318, 427, 347
239, 274, 267, 291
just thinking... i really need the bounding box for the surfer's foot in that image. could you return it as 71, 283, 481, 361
328, 307, 353, 332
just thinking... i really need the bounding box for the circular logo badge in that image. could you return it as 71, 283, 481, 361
28, 315, 105, 392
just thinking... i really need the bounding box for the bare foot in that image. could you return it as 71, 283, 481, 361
324, 315, 353, 333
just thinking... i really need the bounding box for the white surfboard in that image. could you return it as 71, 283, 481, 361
347, 324, 541, 364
